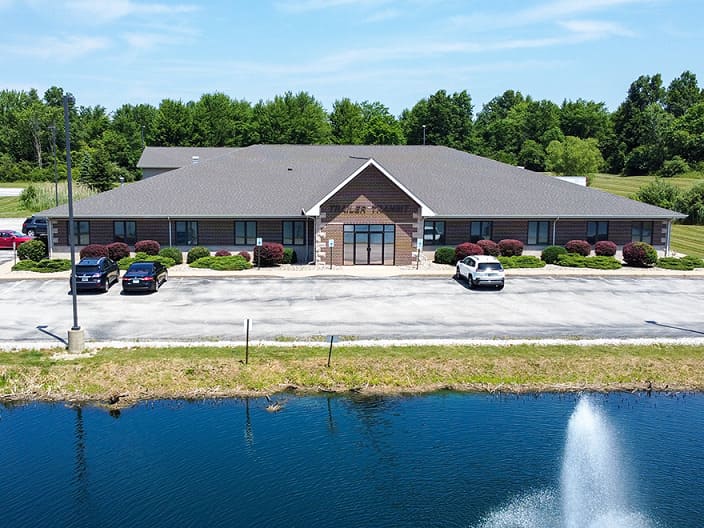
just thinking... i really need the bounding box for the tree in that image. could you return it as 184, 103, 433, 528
632, 178, 681, 210
359, 101, 403, 144
473, 90, 526, 160
330, 98, 364, 144
665, 102, 704, 164
560, 99, 611, 141
545, 136, 604, 176
77, 145, 117, 191
676, 182, 704, 224
254, 91, 331, 144
191, 93, 255, 147
152, 99, 194, 146
665, 71, 703, 118
518, 139, 546, 171
401, 89, 473, 150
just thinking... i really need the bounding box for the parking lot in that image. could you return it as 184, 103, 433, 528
1, 276, 703, 344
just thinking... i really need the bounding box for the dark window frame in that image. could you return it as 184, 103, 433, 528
470, 221, 493, 243
586, 221, 609, 244
282, 220, 305, 246
175, 220, 199, 246
423, 220, 446, 245
527, 221, 550, 245
113, 220, 137, 244
71, 220, 90, 245
235, 221, 257, 245
631, 221, 653, 244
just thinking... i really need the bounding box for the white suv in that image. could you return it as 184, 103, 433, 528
455, 255, 505, 290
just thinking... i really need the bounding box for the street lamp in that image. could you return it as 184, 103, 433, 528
422, 124, 426, 146
63, 93, 84, 352
48, 124, 59, 206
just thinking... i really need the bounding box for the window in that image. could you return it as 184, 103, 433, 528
631, 221, 653, 244
71, 221, 90, 245
283, 221, 305, 245
423, 220, 445, 245
527, 221, 550, 245
235, 221, 257, 245
470, 221, 493, 243
175, 221, 198, 246
586, 221, 609, 244
114, 221, 136, 244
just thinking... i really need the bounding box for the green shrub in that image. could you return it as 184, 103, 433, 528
283, 248, 298, 264
189, 255, 252, 271
118, 252, 175, 270
498, 255, 546, 269
557, 254, 622, 269
657, 255, 704, 270
17, 239, 47, 262
681, 255, 704, 268
159, 247, 183, 265
187, 246, 211, 264
12, 258, 72, 273
541, 245, 568, 264
622, 241, 658, 267
660, 156, 690, 177
434, 246, 455, 265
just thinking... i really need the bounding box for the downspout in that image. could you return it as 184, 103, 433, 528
665, 219, 673, 256
168, 217, 172, 247
552, 216, 560, 245
301, 209, 316, 265
47, 219, 53, 258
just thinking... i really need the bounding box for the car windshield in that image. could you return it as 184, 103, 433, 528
478, 263, 502, 271
129, 264, 154, 273
76, 265, 99, 273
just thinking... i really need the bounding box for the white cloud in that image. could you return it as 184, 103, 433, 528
364, 8, 401, 23
65, 0, 199, 23
560, 19, 636, 38
2, 34, 109, 61
275, 0, 392, 13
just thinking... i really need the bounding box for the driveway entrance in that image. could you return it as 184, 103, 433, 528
343, 224, 395, 265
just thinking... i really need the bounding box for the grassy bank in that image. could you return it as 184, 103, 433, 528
1, 343, 702, 405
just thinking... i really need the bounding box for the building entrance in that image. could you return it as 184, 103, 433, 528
343, 224, 395, 265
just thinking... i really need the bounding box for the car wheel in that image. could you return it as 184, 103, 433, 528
497, 283, 504, 290
27, 229, 35, 237
471, 277, 479, 288
103, 280, 109, 293
454, 267, 460, 280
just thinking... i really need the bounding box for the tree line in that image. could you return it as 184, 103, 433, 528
1, 71, 703, 194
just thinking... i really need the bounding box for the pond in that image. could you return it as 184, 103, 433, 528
2, 392, 702, 527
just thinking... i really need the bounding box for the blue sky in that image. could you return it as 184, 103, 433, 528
1, 0, 702, 116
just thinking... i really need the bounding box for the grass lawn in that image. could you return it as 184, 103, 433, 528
1, 343, 702, 404
0, 197, 32, 218
590, 173, 702, 198
672, 224, 704, 257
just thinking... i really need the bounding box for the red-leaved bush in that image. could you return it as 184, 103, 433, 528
594, 240, 617, 257
238, 251, 251, 262
107, 242, 130, 261
80, 244, 108, 259
477, 239, 500, 256
498, 239, 524, 257
565, 240, 592, 256
455, 242, 483, 261
253, 242, 284, 266
215, 249, 232, 257
622, 241, 658, 267
135, 239, 161, 255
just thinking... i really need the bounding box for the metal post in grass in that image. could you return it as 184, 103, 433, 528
244, 318, 252, 365
327, 335, 337, 367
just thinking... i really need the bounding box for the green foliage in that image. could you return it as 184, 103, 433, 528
657, 255, 704, 270
660, 156, 690, 177
541, 245, 568, 264
433, 246, 455, 265
681, 255, 704, 268
254, 91, 331, 144
12, 258, 71, 272
187, 246, 210, 263
282, 247, 298, 264
632, 178, 682, 210
118, 252, 175, 270
498, 255, 546, 268
17, 239, 46, 261
189, 255, 252, 270
19, 181, 95, 212
676, 182, 704, 224
557, 254, 622, 269
159, 247, 183, 265
546, 136, 604, 175
401, 89, 473, 150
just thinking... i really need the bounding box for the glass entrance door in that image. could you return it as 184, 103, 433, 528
343, 224, 395, 265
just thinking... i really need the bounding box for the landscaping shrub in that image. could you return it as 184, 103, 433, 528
498, 255, 546, 269
187, 246, 211, 264
564, 240, 591, 256
134, 239, 161, 256
657, 255, 704, 270
455, 242, 483, 261
541, 245, 568, 264
660, 156, 689, 178
106, 242, 130, 261
498, 239, 524, 257
79, 244, 108, 259
433, 246, 455, 265
190, 255, 252, 271
214, 249, 232, 257
594, 240, 617, 257
118, 252, 175, 270
238, 251, 251, 262
557, 254, 622, 269
159, 247, 183, 265
253, 242, 284, 267
12, 258, 72, 273
283, 247, 298, 264
17, 239, 46, 262
476, 239, 500, 257
622, 241, 658, 267
681, 255, 704, 268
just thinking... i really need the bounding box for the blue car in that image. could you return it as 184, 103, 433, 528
71, 257, 120, 292
121, 261, 168, 293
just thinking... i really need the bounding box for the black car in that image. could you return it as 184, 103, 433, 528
21, 216, 48, 237
71, 257, 120, 292
121, 261, 168, 293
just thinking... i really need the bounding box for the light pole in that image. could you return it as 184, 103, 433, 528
64, 93, 84, 352
48, 124, 59, 206
422, 124, 426, 146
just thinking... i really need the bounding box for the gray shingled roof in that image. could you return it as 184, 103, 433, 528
42, 145, 686, 220
137, 146, 240, 169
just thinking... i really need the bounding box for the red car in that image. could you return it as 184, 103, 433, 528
0, 230, 32, 249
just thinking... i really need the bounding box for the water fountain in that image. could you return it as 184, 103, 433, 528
475, 396, 657, 528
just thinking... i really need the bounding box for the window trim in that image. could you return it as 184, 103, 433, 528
586, 221, 609, 244
235, 220, 257, 246
423, 220, 446, 245
113, 220, 137, 244
175, 220, 199, 246
527, 221, 550, 245
71, 220, 90, 245
282, 220, 305, 246
631, 221, 654, 244
470, 221, 493, 243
